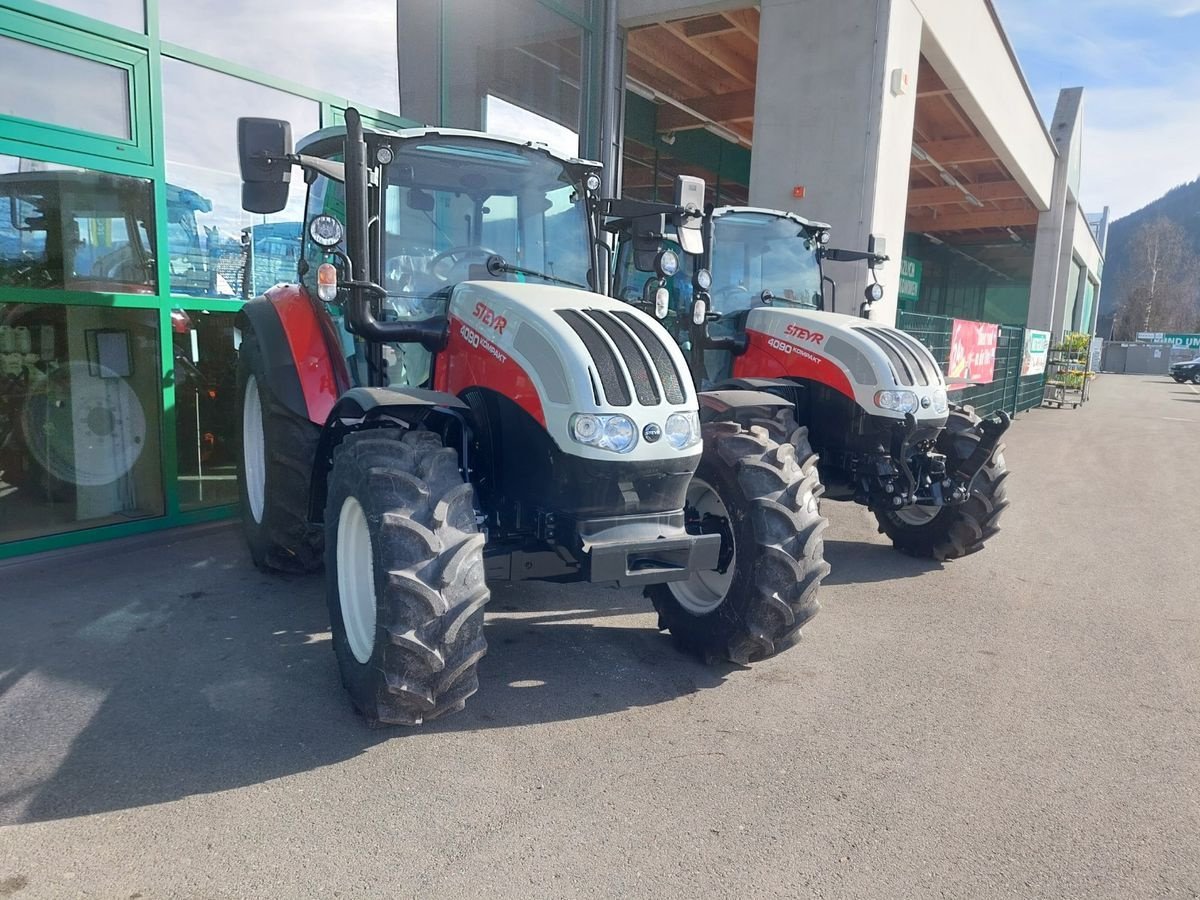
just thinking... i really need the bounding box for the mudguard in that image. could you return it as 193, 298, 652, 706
697, 388, 792, 423
307, 386, 470, 522
236, 285, 350, 424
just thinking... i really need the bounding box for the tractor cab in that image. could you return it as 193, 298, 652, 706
290, 125, 600, 391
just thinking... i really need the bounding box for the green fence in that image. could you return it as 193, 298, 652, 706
896, 311, 1045, 417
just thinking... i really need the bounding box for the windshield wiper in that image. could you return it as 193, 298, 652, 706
485, 254, 586, 290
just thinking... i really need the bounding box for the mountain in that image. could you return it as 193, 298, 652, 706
1097, 176, 1200, 337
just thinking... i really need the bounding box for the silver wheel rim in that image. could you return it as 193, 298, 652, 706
336, 495, 377, 664
669, 477, 735, 615
893, 504, 940, 526
243, 376, 266, 524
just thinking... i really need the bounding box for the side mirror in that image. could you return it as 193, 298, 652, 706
674, 175, 705, 256
238, 117, 293, 214
631, 213, 666, 273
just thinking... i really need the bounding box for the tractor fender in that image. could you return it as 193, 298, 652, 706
307, 387, 470, 522
236, 286, 349, 424
697, 388, 793, 424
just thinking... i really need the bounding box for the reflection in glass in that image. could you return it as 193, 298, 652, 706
408, 0, 585, 153
173, 310, 239, 509
0, 35, 132, 140
44, 0, 145, 32
0, 304, 163, 543
0, 156, 156, 293
161, 0, 399, 114
162, 60, 319, 299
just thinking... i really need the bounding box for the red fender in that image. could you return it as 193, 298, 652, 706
733, 327, 856, 400
263, 284, 350, 423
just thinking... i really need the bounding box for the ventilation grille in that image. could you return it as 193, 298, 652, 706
856, 326, 935, 386
613, 311, 687, 404
557, 308, 685, 407
559, 309, 630, 406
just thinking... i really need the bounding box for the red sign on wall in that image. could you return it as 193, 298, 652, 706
948, 319, 999, 384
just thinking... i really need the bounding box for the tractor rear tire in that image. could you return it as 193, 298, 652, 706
236, 327, 324, 573
875, 407, 1010, 561
325, 429, 490, 725
648, 418, 829, 664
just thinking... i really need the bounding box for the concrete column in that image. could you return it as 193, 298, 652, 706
748, 0, 922, 326
1029, 88, 1084, 334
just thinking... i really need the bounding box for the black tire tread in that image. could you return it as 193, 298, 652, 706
236, 329, 323, 573
875, 407, 1011, 561
327, 429, 489, 726
650, 408, 829, 665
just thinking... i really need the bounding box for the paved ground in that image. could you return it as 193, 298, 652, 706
1, 375, 1197, 899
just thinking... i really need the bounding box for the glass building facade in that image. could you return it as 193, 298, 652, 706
0, 0, 599, 557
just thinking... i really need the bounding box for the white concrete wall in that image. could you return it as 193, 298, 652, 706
748, 0, 922, 326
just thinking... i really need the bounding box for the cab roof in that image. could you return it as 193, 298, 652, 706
296, 125, 601, 171
711, 205, 831, 233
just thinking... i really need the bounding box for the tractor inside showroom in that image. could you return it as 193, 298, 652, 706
609, 193, 1011, 561
233, 110, 828, 725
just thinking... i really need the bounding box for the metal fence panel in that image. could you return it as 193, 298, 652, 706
897, 312, 1045, 418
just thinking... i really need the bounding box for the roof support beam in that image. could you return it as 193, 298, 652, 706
656, 89, 756, 131
907, 207, 1041, 232
914, 137, 998, 165
907, 179, 1027, 207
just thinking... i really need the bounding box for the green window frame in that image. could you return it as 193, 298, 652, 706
0, 7, 152, 165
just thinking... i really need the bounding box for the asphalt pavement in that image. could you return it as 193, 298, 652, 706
1, 374, 1198, 899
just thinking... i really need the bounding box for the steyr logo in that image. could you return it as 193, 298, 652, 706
784, 324, 825, 345
473, 301, 507, 335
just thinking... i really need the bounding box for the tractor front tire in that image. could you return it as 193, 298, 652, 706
236, 328, 324, 573
325, 429, 490, 725
875, 407, 1010, 561
648, 419, 829, 665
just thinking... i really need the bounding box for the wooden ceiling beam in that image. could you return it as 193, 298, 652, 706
907, 180, 1027, 207
914, 137, 998, 165
678, 13, 737, 38
656, 88, 756, 131
723, 8, 759, 43
907, 207, 1040, 233
662, 22, 757, 85
627, 27, 742, 95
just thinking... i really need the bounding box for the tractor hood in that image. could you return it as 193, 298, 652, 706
738, 307, 950, 424
436, 281, 701, 463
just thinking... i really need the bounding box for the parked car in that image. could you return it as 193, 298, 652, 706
1170, 357, 1200, 384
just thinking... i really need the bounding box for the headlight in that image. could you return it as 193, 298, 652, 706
694, 268, 712, 291
664, 411, 701, 450
571, 413, 638, 453
585, 172, 602, 192
656, 249, 680, 279
874, 390, 919, 414
931, 388, 948, 414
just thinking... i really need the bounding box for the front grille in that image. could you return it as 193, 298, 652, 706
857, 326, 935, 386
613, 311, 687, 404
888, 329, 941, 385
583, 310, 660, 405
558, 309, 631, 406
558, 308, 683, 407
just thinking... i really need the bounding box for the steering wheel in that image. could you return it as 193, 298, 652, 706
429, 245, 499, 282
712, 283, 753, 312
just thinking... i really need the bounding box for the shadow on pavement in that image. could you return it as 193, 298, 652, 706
822, 538, 942, 586
0, 528, 729, 825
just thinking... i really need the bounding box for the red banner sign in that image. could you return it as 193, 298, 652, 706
948, 319, 999, 383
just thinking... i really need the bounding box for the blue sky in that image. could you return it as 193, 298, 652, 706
993, 0, 1200, 219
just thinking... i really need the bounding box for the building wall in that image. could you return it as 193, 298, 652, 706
0, 0, 598, 558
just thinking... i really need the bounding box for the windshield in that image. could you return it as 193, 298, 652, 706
382, 137, 591, 300
709, 212, 823, 314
